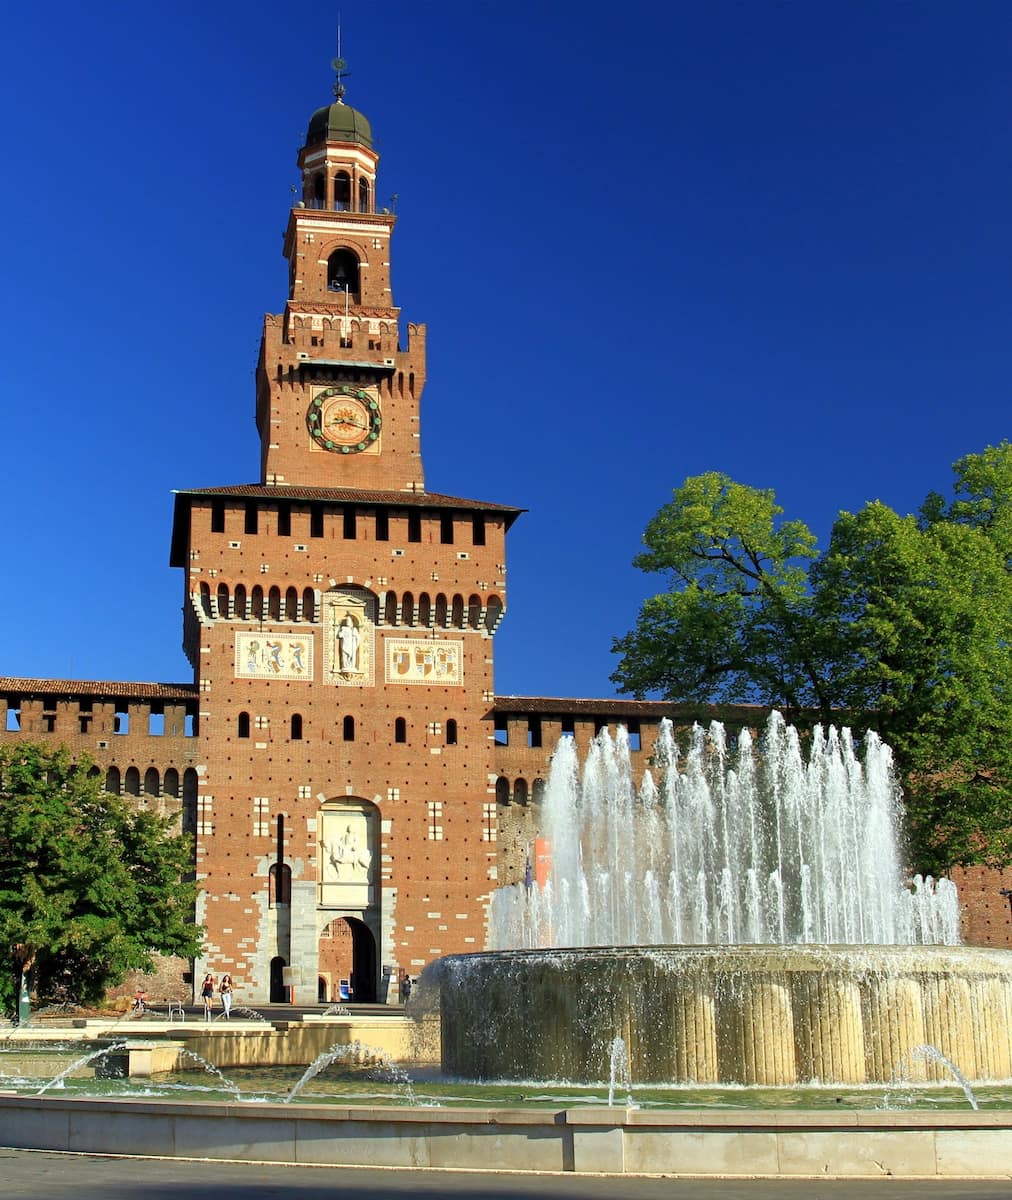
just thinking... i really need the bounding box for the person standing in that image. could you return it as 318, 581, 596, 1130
219, 973, 233, 1020
200, 973, 215, 1022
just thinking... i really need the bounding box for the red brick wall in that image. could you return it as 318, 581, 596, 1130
949, 866, 1012, 948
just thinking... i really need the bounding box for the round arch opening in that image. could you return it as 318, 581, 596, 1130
318, 915, 377, 1003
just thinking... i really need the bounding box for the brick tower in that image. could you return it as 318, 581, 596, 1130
169, 62, 521, 1004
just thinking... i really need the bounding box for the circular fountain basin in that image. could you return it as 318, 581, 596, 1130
436, 945, 1012, 1086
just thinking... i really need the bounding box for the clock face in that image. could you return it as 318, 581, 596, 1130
307, 386, 382, 453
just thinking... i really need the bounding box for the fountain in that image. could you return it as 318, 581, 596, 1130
0, 714, 1009, 1177
435, 714, 1012, 1086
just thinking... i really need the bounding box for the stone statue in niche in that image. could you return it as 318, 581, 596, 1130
324, 592, 373, 686
337, 613, 361, 673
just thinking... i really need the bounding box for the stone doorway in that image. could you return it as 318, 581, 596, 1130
318, 915, 377, 1003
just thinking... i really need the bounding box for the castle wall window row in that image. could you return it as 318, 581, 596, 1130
193, 583, 502, 632
189, 501, 496, 548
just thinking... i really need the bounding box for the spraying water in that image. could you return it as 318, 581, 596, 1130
911, 1044, 979, 1110
173, 1048, 244, 1100
285, 1040, 416, 1104
37, 1042, 126, 1094
489, 713, 960, 949
606, 1036, 633, 1108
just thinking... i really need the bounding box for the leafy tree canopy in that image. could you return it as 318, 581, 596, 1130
0, 743, 201, 1011
612, 443, 1012, 872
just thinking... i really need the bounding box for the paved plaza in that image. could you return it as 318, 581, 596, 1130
1, 1149, 1010, 1200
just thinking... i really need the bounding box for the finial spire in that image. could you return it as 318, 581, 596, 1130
331, 19, 349, 103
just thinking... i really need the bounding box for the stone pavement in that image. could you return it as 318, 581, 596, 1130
2, 1149, 1010, 1200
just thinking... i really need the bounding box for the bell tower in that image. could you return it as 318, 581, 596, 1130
256, 59, 426, 492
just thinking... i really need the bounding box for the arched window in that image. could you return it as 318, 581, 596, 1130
333, 170, 351, 211
446, 719, 458, 746
199, 582, 212, 619
285, 587, 298, 621
451, 595, 464, 626
216, 583, 229, 619
182, 769, 198, 835
417, 593, 431, 626
309, 173, 325, 208
402, 592, 414, 626
495, 777, 511, 806
105, 766, 121, 795
238, 711, 251, 738
125, 767, 140, 796
234, 584, 247, 620
302, 587, 316, 622
268, 586, 281, 621
468, 594, 482, 629
532, 778, 546, 805
163, 767, 179, 798
343, 715, 355, 742
358, 177, 370, 213
434, 594, 448, 626
327, 248, 359, 295
394, 717, 406, 744
269, 863, 292, 907
384, 592, 398, 626
144, 768, 160, 797
291, 713, 303, 741
251, 585, 264, 621
485, 594, 503, 630
514, 778, 529, 807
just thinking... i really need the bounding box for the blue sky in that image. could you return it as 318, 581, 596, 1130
1, 1, 1009, 699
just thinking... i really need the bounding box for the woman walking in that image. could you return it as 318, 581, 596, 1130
200, 973, 215, 1022
219, 973, 233, 1020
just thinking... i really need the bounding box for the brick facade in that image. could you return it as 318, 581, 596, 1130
2, 80, 1006, 1004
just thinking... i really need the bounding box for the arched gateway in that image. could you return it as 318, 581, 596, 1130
317, 798, 379, 1002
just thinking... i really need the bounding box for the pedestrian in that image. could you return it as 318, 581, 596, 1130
219, 973, 233, 1020
200, 973, 215, 1021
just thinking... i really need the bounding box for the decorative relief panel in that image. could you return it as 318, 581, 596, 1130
385, 637, 463, 686
324, 590, 376, 687
318, 804, 376, 909
234, 632, 313, 680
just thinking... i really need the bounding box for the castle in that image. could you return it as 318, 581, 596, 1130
2, 69, 1006, 1003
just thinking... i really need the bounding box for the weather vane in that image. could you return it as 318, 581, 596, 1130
332, 18, 349, 102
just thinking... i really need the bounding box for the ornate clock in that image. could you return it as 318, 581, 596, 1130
307, 385, 382, 453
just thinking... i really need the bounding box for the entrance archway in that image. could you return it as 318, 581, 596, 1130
318, 916, 377, 1002
269, 955, 287, 1003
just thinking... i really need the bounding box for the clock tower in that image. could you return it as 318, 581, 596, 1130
170, 60, 521, 1005
257, 65, 426, 493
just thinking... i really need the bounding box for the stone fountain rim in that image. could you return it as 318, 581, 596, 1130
440, 943, 1012, 972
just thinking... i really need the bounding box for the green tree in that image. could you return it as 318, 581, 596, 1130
0, 743, 201, 1014
612, 445, 1012, 871
610, 471, 831, 719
